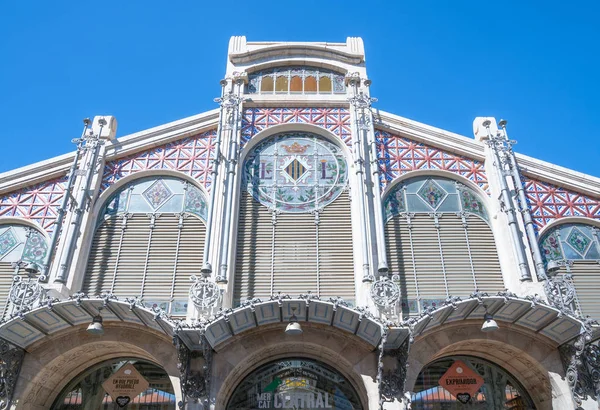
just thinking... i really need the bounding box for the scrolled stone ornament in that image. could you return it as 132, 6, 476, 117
370, 276, 400, 307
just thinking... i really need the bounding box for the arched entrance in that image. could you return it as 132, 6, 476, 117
226, 358, 363, 410
412, 356, 535, 409
51, 358, 176, 409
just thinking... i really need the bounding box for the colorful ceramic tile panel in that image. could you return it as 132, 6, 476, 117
21, 230, 48, 264
0, 176, 67, 234
417, 179, 447, 209
524, 178, 600, 230
375, 130, 489, 193
566, 227, 592, 256
101, 129, 217, 192
540, 232, 562, 262
142, 180, 172, 209
0, 228, 17, 257
241, 108, 352, 148
460, 189, 486, 219
184, 185, 208, 220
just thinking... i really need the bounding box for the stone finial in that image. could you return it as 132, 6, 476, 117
228, 36, 247, 56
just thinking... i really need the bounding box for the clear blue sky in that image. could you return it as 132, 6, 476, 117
1, 1, 599, 178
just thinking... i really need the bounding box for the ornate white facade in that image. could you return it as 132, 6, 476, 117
0, 37, 599, 409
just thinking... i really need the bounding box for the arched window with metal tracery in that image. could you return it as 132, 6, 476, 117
540, 223, 600, 318
82, 176, 207, 315
235, 132, 354, 305
383, 176, 504, 317
0, 223, 48, 314
248, 67, 346, 95
412, 356, 535, 409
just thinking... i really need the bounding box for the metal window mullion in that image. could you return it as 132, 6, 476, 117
405, 213, 420, 314
270, 212, 276, 296
139, 215, 155, 298
110, 215, 128, 294
170, 215, 184, 302
315, 214, 320, 298
460, 213, 477, 289
433, 214, 449, 297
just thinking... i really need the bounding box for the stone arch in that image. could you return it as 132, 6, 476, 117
239, 123, 352, 165
0, 216, 51, 242
213, 324, 377, 410
15, 322, 180, 410
70, 170, 208, 292
407, 321, 571, 410
538, 215, 600, 237
381, 169, 493, 216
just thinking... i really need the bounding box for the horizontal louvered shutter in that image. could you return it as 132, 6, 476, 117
84, 213, 205, 313
111, 214, 150, 298
235, 192, 274, 303
385, 213, 504, 314
84, 217, 121, 296
174, 216, 205, 301
234, 191, 355, 305
0, 263, 13, 316
143, 215, 179, 300
272, 211, 317, 296
466, 215, 504, 293
438, 214, 476, 296
570, 261, 600, 319
318, 192, 355, 301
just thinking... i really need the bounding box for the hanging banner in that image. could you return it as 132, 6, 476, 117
102, 363, 150, 407
438, 360, 484, 404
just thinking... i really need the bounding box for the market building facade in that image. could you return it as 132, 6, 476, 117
0, 37, 599, 409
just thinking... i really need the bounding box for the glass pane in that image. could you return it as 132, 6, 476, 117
227, 358, 363, 410
304, 76, 317, 92
52, 360, 176, 410
412, 357, 535, 409
261, 76, 274, 92
290, 76, 302, 92
275, 76, 289, 93
333, 74, 345, 93
319, 76, 332, 93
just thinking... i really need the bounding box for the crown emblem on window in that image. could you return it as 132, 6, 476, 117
281, 142, 309, 154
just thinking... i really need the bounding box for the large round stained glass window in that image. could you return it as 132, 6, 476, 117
227, 358, 362, 410
243, 133, 348, 213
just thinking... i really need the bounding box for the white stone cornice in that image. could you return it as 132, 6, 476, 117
229, 37, 365, 66
0, 109, 220, 195
515, 153, 600, 197
374, 110, 487, 161
375, 110, 600, 198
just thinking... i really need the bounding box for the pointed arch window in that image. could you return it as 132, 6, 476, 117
0, 223, 48, 313
540, 223, 600, 319
84, 176, 208, 315
235, 132, 354, 305
383, 176, 503, 317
